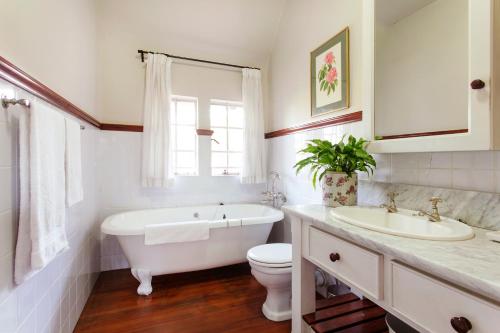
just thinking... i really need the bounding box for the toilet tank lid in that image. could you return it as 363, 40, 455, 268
247, 243, 292, 264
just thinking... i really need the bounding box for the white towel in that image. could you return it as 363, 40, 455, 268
144, 220, 210, 245
14, 109, 33, 284
14, 102, 69, 284
65, 118, 83, 206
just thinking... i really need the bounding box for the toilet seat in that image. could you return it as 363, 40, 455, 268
247, 243, 292, 268
248, 257, 292, 268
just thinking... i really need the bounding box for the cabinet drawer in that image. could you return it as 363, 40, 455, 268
308, 227, 383, 300
391, 262, 500, 333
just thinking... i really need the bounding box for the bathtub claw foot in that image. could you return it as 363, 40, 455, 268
131, 268, 152, 295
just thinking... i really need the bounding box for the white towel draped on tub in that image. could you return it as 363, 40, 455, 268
65, 118, 83, 206
14, 101, 69, 284
144, 220, 210, 245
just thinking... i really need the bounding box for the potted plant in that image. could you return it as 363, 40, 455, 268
294, 135, 376, 207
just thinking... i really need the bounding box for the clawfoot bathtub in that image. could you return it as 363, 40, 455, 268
101, 204, 283, 295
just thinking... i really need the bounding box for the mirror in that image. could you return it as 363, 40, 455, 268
374, 0, 469, 139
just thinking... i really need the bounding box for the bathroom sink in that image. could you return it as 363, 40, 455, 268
330, 207, 474, 241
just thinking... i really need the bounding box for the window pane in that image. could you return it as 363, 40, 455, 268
228, 106, 244, 128
228, 129, 243, 151
176, 126, 196, 150
177, 152, 196, 168
228, 153, 242, 168
176, 101, 196, 125
212, 152, 227, 168
211, 128, 227, 152
210, 104, 227, 127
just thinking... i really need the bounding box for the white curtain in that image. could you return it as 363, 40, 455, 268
241, 68, 267, 184
141, 54, 174, 187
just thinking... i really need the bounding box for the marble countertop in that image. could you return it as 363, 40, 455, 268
283, 204, 500, 303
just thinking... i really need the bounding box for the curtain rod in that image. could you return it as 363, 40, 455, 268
137, 50, 260, 70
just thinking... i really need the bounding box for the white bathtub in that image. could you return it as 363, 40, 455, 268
101, 204, 283, 295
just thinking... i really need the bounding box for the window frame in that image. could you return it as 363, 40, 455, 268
210, 99, 244, 176
170, 95, 199, 176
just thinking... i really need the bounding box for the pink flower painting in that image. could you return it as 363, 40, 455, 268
318, 49, 339, 96
325, 51, 335, 65
326, 68, 337, 84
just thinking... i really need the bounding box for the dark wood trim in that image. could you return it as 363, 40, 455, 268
100, 123, 144, 132
196, 129, 214, 136
0, 56, 100, 128
377, 128, 468, 140
0, 55, 362, 136
264, 111, 362, 139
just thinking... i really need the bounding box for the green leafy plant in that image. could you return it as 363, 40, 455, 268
294, 135, 376, 188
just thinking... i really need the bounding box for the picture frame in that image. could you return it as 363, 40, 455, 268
310, 27, 350, 117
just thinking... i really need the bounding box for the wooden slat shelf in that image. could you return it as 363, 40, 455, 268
304, 293, 388, 333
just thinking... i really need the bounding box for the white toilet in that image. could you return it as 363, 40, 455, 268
247, 243, 292, 322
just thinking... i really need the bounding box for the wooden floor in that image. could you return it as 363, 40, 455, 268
74, 264, 291, 333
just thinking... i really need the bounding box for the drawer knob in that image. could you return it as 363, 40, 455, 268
470, 79, 485, 89
329, 253, 340, 262
451, 317, 472, 333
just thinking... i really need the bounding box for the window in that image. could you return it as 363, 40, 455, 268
210, 101, 244, 175
170, 96, 198, 176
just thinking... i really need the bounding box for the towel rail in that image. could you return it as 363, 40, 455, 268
1, 96, 85, 130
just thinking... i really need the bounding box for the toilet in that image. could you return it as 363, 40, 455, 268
247, 243, 292, 322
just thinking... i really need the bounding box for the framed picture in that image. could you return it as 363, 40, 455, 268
310, 27, 350, 117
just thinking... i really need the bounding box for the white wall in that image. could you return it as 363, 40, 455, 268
0, 1, 101, 330
369, 151, 500, 193
266, 0, 369, 242
267, 0, 366, 132
375, 0, 468, 136
0, 0, 99, 120
95, 0, 285, 125
0, 79, 100, 333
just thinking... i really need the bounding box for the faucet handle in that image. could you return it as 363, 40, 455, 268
387, 192, 399, 200
429, 197, 443, 207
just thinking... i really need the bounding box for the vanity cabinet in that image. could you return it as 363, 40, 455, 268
363, 0, 500, 152
291, 217, 500, 333
391, 262, 500, 333
307, 227, 383, 300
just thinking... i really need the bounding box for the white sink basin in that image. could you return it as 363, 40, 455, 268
330, 206, 474, 241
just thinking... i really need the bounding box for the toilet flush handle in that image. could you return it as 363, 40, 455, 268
329, 253, 340, 262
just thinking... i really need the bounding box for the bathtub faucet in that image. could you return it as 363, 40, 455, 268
262, 171, 287, 208
261, 191, 287, 208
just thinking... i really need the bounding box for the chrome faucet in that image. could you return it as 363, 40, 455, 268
262, 171, 287, 208
381, 192, 398, 213
419, 197, 443, 222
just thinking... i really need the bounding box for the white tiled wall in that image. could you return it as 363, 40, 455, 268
268, 125, 500, 242
97, 130, 266, 271
370, 151, 500, 193
0, 80, 101, 333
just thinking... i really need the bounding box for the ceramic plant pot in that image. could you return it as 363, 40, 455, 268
321, 171, 358, 207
